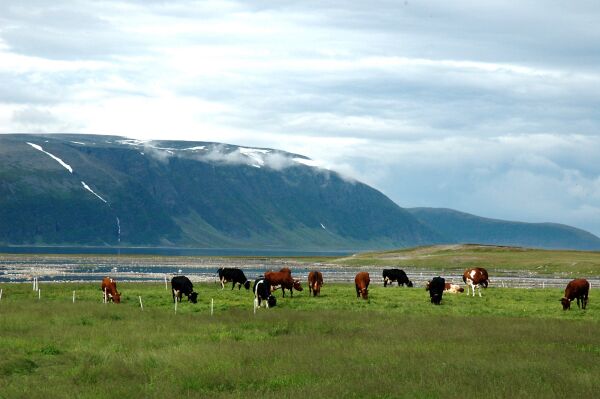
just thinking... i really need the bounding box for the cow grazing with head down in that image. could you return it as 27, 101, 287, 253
355, 272, 370, 300
462, 267, 489, 297
265, 268, 303, 298
560, 278, 590, 310
253, 277, 277, 308
308, 271, 323, 297
101, 277, 121, 303
171, 276, 198, 303
217, 267, 251, 290
382, 269, 413, 287
427, 277, 445, 305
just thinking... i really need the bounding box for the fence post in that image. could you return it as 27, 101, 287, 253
211, 298, 214, 316
174, 298, 178, 314
139, 296, 144, 311
38, 289, 41, 300
73, 290, 76, 303
0, 288, 3, 301
164, 275, 168, 291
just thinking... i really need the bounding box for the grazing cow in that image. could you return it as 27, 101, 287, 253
253, 278, 277, 308
171, 276, 198, 303
382, 269, 413, 287
217, 267, 251, 290
427, 277, 445, 305
265, 268, 303, 298
462, 267, 489, 297
101, 277, 121, 303
444, 283, 464, 294
355, 272, 370, 300
308, 271, 323, 297
560, 279, 590, 310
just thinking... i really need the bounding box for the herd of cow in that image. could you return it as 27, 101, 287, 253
99, 266, 591, 311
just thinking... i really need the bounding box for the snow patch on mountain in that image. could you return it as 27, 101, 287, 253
27, 142, 73, 173
81, 181, 108, 203
293, 157, 321, 168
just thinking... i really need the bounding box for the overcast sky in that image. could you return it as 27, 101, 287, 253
1, 1, 600, 236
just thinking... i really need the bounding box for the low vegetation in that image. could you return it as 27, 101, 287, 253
1, 282, 598, 398
332, 244, 600, 277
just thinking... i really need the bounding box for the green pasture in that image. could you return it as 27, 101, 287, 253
332, 244, 600, 276
0, 282, 599, 398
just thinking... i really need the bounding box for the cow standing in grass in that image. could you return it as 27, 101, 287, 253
463, 267, 489, 297
308, 271, 323, 297
427, 277, 445, 305
265, 268, 303, 298
253, 277, 277, 308
101, 277, 121, 304
171, 276, 198, 303
382, 269, 413, 287
560, 279, 590, 310
355, 272, 370, 300
217, 267, 251, 290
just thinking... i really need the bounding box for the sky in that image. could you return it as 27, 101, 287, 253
1, 0, 600, 236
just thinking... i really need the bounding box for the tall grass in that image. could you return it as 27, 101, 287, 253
0, 282, 598, 398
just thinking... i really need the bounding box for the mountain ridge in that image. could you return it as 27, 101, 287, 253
1, 133, 599, 251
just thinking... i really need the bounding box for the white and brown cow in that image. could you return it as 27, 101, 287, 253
444, 283, 464, 294
462, 267, 489, 297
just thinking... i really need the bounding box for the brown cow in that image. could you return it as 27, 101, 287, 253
560, 279, 590, 310
308, 271, 323, 297
355, 272, 370, 300
101, 277, 121, 303
265, 268, 303, 297
462, 267, 489, 297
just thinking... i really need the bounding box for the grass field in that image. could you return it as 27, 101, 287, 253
332, 244, 600, 277
0, 281, 599, 398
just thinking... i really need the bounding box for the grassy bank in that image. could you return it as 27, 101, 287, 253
0, 282, 598, 398
332, 244, 600, 276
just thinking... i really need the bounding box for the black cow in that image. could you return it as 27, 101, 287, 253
427, 276, 445, 305
171, 276, 198, 303
383, 269, 413, 287
217, 267, 251, 290
253, 277, 277, 308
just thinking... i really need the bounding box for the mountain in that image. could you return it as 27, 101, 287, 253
0, 134, 441, 250
407, 207, 600, 251
2, 133, 598, 251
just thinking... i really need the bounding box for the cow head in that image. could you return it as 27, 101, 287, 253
267, 295, 277, 308
188, 291, 198, 303
113, 292, 121, 304
360, 288, 368, 300
293, 279, 303, 291
407, 280, 414, 288
560, 297, 571, 310
243, 280, 251, 290
312, 281, 321, 293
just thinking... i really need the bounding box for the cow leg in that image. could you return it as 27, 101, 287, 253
478, 284, 482, 297
220, 278, 225, 290
356, 284, 360, 298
